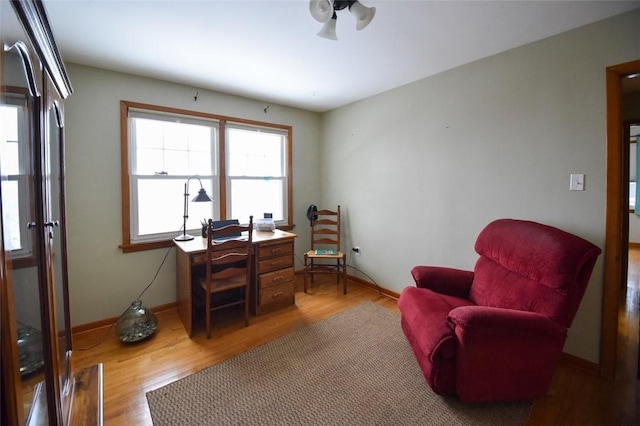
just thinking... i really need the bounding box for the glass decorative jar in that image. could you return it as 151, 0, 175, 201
116, 300, 158, 343
16, 323, 44, 375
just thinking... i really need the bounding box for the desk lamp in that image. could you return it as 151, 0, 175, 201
174, 176, 214, 241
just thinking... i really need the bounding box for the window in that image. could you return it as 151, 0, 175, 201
121, 101, 293, 252
128, 109, 218, 243
0, 92, 31, 257
226, 124, 288, 222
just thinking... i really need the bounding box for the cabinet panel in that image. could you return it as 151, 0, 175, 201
44, 76, 73, 423
257, 241, 293, 259
256, 241, 294, 274
259, 267, 294, 290
259, 281, 295, 313
257, 255, 293, 274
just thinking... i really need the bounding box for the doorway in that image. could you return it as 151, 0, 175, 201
603, 59, 640, 380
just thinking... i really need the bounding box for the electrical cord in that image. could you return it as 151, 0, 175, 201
135, 244, 173, 301
346, 262, 383, 295
76, 244, 174, 351
293, 252, 305, 269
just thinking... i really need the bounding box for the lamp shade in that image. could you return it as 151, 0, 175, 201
349, 1, 376, 30
175, 176, 214, 241
317, 16, 338, 40
309, 0, 333, 23
192, 187, 214, 202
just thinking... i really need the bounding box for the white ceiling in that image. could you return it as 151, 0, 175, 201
44, 0, 640, 113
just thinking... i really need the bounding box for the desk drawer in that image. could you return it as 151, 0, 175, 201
258, 255, 293, 273
258, 241, 293, 259
259, 268, 294, 290
259, 281, 294, 308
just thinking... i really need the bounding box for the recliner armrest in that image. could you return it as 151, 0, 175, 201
411, 266, 474, 298
447, 305, 568, 402
448, 305, 567, 337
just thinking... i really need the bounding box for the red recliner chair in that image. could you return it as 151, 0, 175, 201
398, 219, 602, 402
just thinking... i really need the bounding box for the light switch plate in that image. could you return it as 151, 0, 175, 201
570, 174, 585, 191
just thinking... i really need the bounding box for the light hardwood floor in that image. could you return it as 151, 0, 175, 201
72, 271, 638, 425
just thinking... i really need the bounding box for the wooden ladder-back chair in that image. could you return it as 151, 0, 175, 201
303, 206, 347, 294
197, 216, 253, 338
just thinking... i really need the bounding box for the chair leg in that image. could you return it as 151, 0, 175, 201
205, 289, 211, 339
244, 285, 250, 326
303, 254, 308, 293
310, 259, 315, 284
342, 261, 347, 294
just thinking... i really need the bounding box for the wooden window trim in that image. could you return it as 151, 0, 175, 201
119, 100, 293, 253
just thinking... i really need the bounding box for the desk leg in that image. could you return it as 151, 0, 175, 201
176, 249, 193, 337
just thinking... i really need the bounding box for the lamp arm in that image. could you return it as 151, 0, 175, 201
183, 176, 204, 224
182, 182, 189, 239
186, 175, 205, 190
182, 176, 202, 238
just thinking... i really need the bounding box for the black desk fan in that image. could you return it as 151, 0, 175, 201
306, 204, 318, 226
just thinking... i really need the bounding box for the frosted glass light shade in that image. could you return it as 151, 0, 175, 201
310, 0, 333, 23
317, 17, 338, 40
349, 1, 376, 30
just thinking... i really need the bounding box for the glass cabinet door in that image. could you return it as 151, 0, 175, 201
43, 80, 73, 423
1, 49, 48, 425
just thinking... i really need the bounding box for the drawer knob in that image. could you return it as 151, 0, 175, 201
272, 291, 284, 298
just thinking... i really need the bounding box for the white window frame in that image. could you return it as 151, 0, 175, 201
127, 108, 218, 243
225, 122, 289, 224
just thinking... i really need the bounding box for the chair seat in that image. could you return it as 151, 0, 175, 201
304, 249, 345, 259
399, 286, 475, 395
198, 271, 248, 294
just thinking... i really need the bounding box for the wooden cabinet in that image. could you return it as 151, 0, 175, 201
0, 1, 102, 424
253, 239, 295, 315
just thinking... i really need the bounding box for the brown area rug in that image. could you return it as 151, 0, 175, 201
146, 301, 531, 425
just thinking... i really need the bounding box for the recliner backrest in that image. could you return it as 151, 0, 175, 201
469, 219, 601, 328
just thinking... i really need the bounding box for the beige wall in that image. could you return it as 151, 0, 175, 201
64, 65, 321, 325
320, 9, 640, 363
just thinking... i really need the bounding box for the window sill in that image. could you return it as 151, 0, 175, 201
120, 240, 175, 253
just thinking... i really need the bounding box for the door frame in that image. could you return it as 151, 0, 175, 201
603, 59, 640, 380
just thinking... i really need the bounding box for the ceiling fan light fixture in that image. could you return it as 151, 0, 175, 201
317, 16, 338, 40
310, 0, 375, 39
349, 1, 376, 31
310, 0, 334, 23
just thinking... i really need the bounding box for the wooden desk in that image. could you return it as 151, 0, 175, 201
174, 230, 297, 337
